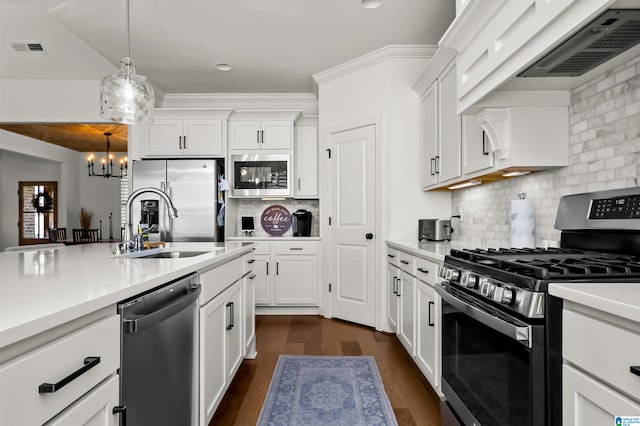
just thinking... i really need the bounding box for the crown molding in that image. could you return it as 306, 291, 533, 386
313, 45, 437, 85
162, 92, 317, 107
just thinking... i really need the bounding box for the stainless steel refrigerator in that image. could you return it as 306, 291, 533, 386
131, 159, 221, 242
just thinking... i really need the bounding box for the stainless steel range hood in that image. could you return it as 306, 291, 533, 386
518, 9, 640, 77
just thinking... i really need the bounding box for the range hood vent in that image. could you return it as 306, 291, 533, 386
518, 9, 640, 77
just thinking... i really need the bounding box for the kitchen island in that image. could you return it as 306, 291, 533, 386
0, 241, 255, 426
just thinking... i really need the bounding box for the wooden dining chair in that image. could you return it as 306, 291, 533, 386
73, 229, 99, 243
48, 227, 67, 242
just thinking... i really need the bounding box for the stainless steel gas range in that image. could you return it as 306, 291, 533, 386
437, 187, 640, 426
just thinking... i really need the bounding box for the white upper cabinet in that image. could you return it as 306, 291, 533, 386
136, 109, 232, 159
295, 118, 319, 198
228, 111, 302, 151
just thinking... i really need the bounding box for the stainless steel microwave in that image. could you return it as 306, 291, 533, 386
230, 154, 292, 197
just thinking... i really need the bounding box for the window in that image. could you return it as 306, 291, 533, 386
19, 181, 58, 245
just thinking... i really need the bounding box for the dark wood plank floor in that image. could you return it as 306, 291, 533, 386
210, 315, 441, 425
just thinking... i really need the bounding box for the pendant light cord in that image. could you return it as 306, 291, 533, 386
125, 0, 131, 75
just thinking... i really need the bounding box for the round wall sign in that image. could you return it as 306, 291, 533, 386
261, 205, 292, 236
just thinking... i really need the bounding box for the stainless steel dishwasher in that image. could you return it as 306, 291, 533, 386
117, 273, 201, 425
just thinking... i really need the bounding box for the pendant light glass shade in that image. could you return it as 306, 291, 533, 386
100, 57, 154, 124
99, 0, 154, 124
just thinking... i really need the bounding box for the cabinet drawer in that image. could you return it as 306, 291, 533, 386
415, 257, 437, 286
251, 241, 271, 256
0, 315, 119, 426
243, 252, 256, 274
200, 256, 243, 304
563, 309, 640, 400
274, 241, 317, 255
387, 247, 399, 266
398, 251, 415, 275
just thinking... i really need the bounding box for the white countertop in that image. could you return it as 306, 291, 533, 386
0, 242, 253, 349
226, 236, 321, 241
549, 282, 640, 323
385, 239, 477, 263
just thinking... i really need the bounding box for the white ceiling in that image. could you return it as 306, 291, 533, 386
0, 0, 456, 94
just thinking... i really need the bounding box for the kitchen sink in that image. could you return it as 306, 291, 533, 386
136, 250, 209, 259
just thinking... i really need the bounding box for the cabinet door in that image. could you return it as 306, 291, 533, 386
253, 256, 272, 305
226, 283, 244, 383
421, 82, 438, 188
462, 116, 493, 175
200, 294, 227, 425
261, 121, 293, 150
563, 364, 640, 426
294, 125, 318, 198
244, 274, 256, 357
416, 281, 438, 388
183, 120, 224, 156
229, 121, 261, 150
147, 120, 183, 156
387, 264, 399, 331
45, 375, 119, 426
438, 61, 461, 183
397, 270, 415, 356
274, 256, 317, 305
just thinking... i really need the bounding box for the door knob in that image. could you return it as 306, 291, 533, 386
366, 233, 374, 240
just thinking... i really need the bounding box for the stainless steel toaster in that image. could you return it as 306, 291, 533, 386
419, 219, 452, 241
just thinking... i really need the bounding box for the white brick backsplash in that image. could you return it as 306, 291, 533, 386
452, 53, 640, 248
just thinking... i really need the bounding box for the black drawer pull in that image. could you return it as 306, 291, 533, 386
387, 254, 395, 258
392, 277, 398, 294
39, 356, 101, 393
417, 267, 429, 274
248, 259, 255, 264
249, 274, 256, 279
113, 406, 127, 425
428, 301, 435, 326
631, 366, 640, 377
289, 247, 303, 251
400, 260, 409, 265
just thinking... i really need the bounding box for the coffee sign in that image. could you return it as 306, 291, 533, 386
261, 205, 292, 236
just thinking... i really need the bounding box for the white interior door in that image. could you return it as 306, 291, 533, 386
329, 124, 376, 327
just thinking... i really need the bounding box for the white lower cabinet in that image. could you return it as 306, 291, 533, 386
200, 280, 243, 425
386, 243, 442, 396
240, 240, 318, 307
244, 252, 257, 358
45, 374, 119, 426
563, 364, 640, 426
0, 315, 120, 426
397, 270, 415, 356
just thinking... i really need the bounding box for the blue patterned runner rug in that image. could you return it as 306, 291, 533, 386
257, 355, 398, 426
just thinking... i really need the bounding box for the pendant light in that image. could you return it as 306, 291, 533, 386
99, 0, 154, 124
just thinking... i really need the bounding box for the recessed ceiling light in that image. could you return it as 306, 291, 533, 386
215, 62, 232, 71
361, 0, 382, 9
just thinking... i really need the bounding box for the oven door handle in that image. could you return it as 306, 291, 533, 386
436, 284, 532, 348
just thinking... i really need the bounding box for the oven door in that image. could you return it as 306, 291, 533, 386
436, 283, 546, 426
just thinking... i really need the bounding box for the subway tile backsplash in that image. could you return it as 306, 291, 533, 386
452, 54, 640, 248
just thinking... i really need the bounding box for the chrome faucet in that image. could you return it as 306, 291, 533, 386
123, 187, 178, 251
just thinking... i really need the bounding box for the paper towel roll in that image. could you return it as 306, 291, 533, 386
511, 199, 535, 248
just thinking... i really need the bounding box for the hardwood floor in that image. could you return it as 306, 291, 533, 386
210, 315, 441, 425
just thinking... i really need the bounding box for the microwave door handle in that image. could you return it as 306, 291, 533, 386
436, 284, 532, 348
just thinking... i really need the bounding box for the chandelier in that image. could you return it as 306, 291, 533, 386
99, 0, 154, 124
87, 133, 128, 179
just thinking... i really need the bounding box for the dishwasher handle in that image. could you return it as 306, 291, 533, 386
123, 284, 201, 334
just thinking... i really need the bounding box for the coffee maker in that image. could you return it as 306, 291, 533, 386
292, 209, 312, 237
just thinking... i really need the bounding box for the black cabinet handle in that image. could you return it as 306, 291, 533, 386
417, 267, 429, 274
430, 158, 435, 176
631, 366, 640, 377
276, 262, 279, 275
183, 136, 187, 149
289, 247, 303, 251
266, 262, 269, 275
113, 406, 127, 426
400, 260, 409, 265
387, 254, 395, 258
396, 278, 401, 297
249, 274, 256, 279
39, 356, 101, 393
435, 156, 440, 174
226, 302, 233, 330
261, 130, 264, 144
257, 130, 260, 144
248, 259, 255, 264
179, 136, 183, 150
428, 301, 435, 326
392, 277, 398, 294
482, 131, 489, 155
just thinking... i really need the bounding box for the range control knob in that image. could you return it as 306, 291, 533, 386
466, 275, 478, 289
449, 269, 460, 282
438, 266, 447, 279
492, 286, 515, 304
479, 278, 494, 297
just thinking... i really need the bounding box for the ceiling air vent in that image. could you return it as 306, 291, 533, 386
518, 9, 640, 77
12, 42, 46, 53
